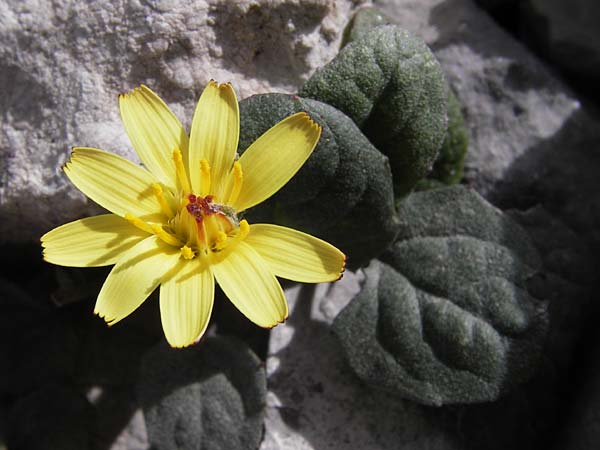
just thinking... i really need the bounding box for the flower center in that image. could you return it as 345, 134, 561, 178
174, 192, 247, 260
124, 148, 248, 263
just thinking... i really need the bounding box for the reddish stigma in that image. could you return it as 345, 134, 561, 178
186, 194, 218, 223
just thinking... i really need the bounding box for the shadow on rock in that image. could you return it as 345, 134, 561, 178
263, 282, 461, 450
208, 1, 329, 87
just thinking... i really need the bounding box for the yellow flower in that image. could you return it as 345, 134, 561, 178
41, 81, 345, 348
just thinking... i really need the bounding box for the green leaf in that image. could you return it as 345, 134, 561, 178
332, 186, 548, 405
137, 337, 266, 450
238, 93, 398, 269
341, 6, 395, 48
416, 89, 469, 189
300, 25, 448, 197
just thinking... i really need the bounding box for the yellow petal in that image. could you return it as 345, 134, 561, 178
245, 224, 345, 283
64, 147, 164, 221
41, 214, 149, 267
94, 235, 180, 326
212, 242, 287, 328
159, 261, 214, 348
119, 85, 190, 190
189, 80, 239, 197
232, 112, 321, 212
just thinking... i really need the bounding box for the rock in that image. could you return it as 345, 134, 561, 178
555, 333, 600, 450
0, 0, 367, 243
261, 274, 462, 450
520, 0, 600, 100
507, 206, 595, 372
374, 1, 600, 224
0, 278, 79, 397
137, 336, 266, 450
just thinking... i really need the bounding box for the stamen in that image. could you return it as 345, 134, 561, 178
151, 224, 184, 247
238, 219, 250, 240
200, 159, 211, 196
151, 183, 173, 217
173, 148, 191, 193
124, 213, 154, 234
227, 161, 243, 205
228, 219, 250, 246
203, 214, 221, 245
180, 245, 195, 260
213, 231, 228, 251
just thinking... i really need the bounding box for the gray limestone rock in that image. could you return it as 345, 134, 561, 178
555, 337, 600, 450
137, 336, 266, 450
0, 0, 366, 243
0, 278, 79, 397
374, 0, 600, 223
261, 274, 462, 450
520, 0, 600, 94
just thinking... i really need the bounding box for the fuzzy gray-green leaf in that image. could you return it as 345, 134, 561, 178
417, 90, 469, 189
137, 337, 266, 450
341, 6, 394, 48
300, 25, 448, 197
332, 186, 548, 405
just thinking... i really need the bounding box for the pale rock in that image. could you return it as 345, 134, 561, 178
0, 0, 366, 243
261, 272, 461, 450
374, 0, 600, 202
521, 0, 600, 89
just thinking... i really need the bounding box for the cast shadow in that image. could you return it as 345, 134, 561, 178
208, 2, 330, 87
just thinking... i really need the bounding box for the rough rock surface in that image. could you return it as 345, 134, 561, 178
261, 274, 461, 450
520, 0, 600, 96
0, 0, 366, 243
375, 0, 600, 220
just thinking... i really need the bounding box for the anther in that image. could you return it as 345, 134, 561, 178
151, 224, 184, 247
151, 183, 173, 217
173, 148, 191, 193
238, 219, 250, 240
124, 213, 154, 234
200, 159, 211, 196
180, 245, 195, 260
228, 161, 243, 205
213, 231, 228, 251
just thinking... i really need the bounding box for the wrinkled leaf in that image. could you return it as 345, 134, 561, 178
238, 93, 397, 268
341, 6, 394, 48
137, 336, 266, 450
300, 25, 448, 197
332, 186, 548, 405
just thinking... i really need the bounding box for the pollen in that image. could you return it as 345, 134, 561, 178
180, 245, 195, 260
173, 148, 191, 193
200, 159, 211, 196
228, 161, 243, 205
152, 183, 173, 217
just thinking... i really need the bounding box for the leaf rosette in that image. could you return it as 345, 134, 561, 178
333, 186, 549, 405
